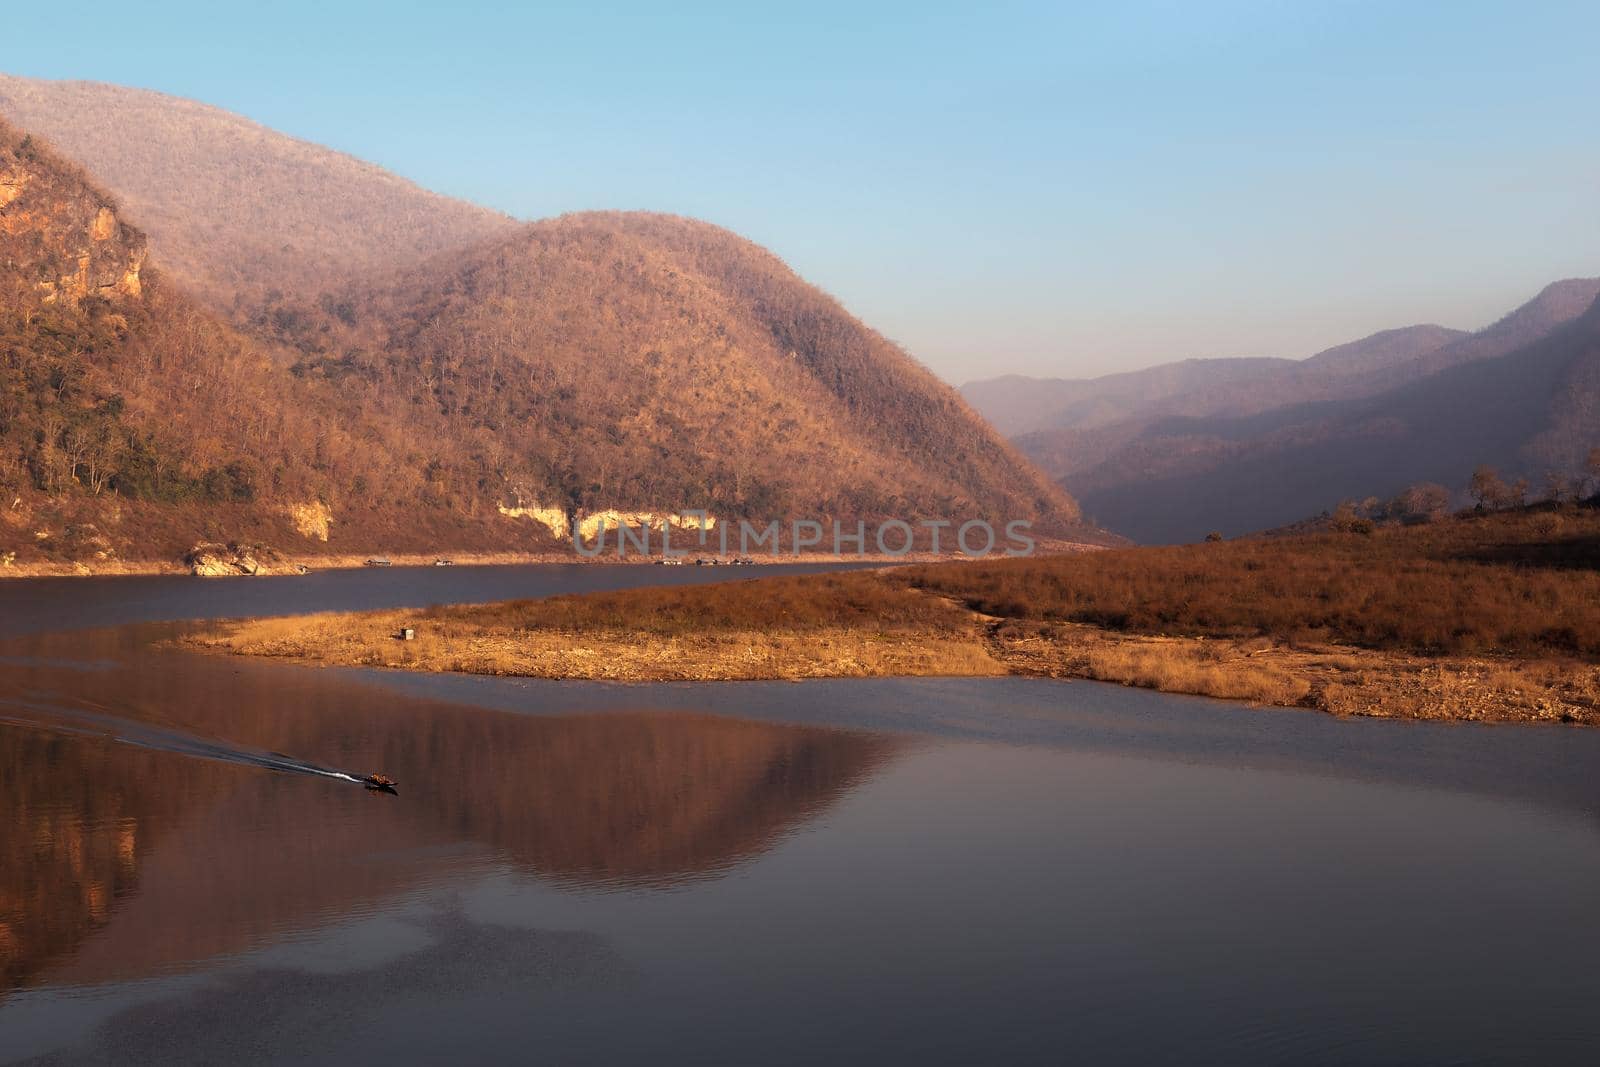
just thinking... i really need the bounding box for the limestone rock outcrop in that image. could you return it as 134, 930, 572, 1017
0, 121, 146, 310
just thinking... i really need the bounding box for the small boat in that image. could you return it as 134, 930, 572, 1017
432, 558, 455, 566
361, 773, 398, 794
364, 557, 393, 568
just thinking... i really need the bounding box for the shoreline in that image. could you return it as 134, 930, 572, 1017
0, 546, 1102, 580
185, 598, 1600, 726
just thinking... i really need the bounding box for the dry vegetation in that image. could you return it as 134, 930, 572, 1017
0, 118, 559, 566
894, 506, 1600, 658
0, 100, 1095, 569
191, 574, 1006, 681
988, 622, 1599, 723
193, 508, 1600, 724
323, 210, 1084, 528
0, 74, 515, 306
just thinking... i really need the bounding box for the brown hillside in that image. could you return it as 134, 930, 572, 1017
198, 505, 1600, 723
335, 210, 1088, 532
0, 117, 536, 565
2, 109, 1095, 564
0, 74, 516, 307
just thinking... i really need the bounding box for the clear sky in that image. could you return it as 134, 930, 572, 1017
4, 1, 1597, 383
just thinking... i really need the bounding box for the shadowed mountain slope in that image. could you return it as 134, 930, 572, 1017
1066, 290, 1600, 542
960, 279, 1599, 543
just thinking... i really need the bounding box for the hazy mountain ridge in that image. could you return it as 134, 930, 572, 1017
962, 324, 1466, 439
1302, 323, 1469, 377
1393, 278, 1600, 385
956, 277, 1600, 542
1058, 285, 1600, 542
0, 74, 518, 308
961, 357, 1298, 438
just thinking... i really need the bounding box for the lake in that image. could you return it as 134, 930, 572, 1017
2, 566, 1599, 1065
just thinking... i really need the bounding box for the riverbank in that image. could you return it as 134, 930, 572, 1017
3, 545, 1100, 579
186, 508, 1600, 724
0, 550, 575, 578
187, 583, 1600, 727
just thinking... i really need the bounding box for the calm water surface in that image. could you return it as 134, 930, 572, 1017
2, 567, 1599, 1064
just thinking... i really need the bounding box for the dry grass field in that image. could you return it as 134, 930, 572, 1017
893, 506, 1600, 657
190, 506, 1600, 723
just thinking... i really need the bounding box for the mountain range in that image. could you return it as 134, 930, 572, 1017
964, 279, 1600, 542
0, 75, 1092, 566
8, 72, 1595, 558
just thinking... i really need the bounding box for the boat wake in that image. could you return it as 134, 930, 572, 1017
0, 694, 371, 786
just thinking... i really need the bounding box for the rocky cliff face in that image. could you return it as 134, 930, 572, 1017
0, 119, 145, 309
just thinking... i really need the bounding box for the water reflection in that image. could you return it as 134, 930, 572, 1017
7, 580, 1600, 1064
0, 625, 901, 997
19, 905, 630, 1067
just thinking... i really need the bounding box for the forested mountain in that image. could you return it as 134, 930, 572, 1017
331, 210, 1079, 527
0, 92, 1093, 568
0, 74, 517, 308
0, 115, 459, 563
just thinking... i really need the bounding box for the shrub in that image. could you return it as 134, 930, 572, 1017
894, 509, 1600, 658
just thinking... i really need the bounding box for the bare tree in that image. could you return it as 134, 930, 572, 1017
1543, 470, 1571, 504
83, 424, 123, 495
1394, 482, 1451, 522
1469, 465, 1506, 510
1508, 477, 1529, 509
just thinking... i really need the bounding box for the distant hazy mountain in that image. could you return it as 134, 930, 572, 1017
962, 324, 1465, 438
991, 280, 1600, 543
961, 358, 1298, 438
0, 74, 517, 307
1357, 278, 1600, 387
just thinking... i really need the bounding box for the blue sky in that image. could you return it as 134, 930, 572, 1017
4, 1, 1597, 382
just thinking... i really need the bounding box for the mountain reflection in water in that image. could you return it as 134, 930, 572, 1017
0, 624, 901, 997
8, 591, 1600, 1065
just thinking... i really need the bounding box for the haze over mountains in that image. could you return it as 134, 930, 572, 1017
7, 71, 1595, 560
964, 324, 1467, 439
964, 279, 1600, 542
0, 75, 1089, 567
0, 74, 517, 307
